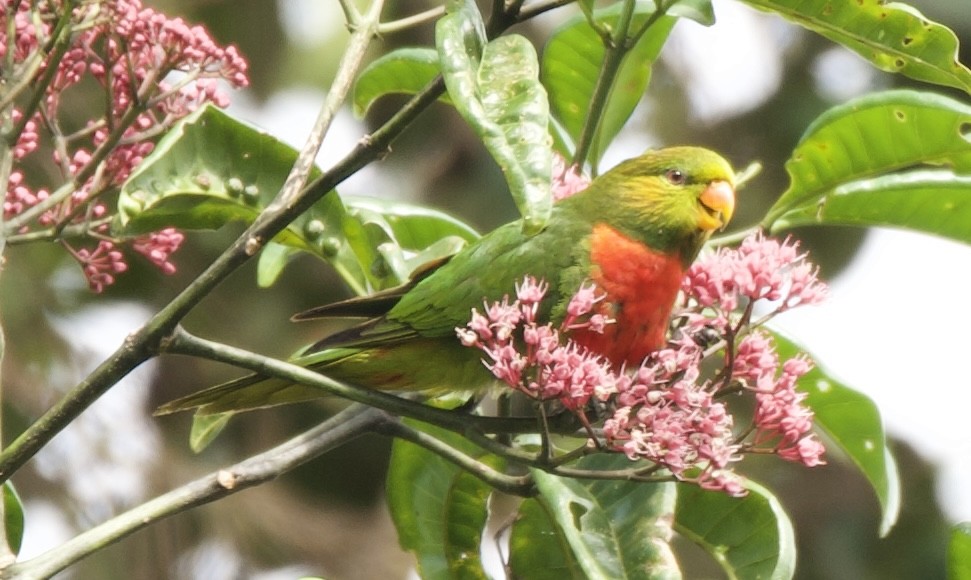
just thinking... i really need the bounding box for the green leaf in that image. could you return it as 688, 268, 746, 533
741, 0, 971, 93
189, 412, 234, 453
766, 90, 971, 245
542, 3, 677, 168
343, 196, 479, 249
949, 523, 971, 580
668, 0, 715, 27
387, 420, 499, 580
352, 48, 449, 117
772, 331, 901, 536
515, 455, 680, 579
255, 242, 293, 288
509, 497, 585, 579
3, 483, 24, 556
115, 104, 369, 293
674, 480, 795, 580
340, 196, 479, 282
436, 0, 552, 234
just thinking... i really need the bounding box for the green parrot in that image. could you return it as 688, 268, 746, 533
156, 146, 736, 415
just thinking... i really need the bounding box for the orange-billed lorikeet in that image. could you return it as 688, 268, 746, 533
157, 146, 736, 415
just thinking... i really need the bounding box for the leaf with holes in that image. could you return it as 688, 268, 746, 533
514, 455, 680, 579
764, 90, 971, 246
436, 0, 552, 234
742, 0, 971, 93
675, 480, 795, 579
772, 330, 900, 535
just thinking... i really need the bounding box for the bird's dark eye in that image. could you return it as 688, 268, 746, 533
665, 169, 686, 185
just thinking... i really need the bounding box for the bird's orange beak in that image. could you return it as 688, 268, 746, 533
698, 180, 736, 231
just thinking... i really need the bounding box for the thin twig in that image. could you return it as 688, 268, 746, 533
375, 419, 535, 496
571, 0, 638, 172
378, 6, 445, 35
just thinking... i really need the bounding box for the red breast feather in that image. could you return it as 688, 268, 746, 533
571, 224, 685, 366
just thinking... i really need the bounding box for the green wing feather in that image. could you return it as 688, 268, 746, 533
157, 204, 595, 415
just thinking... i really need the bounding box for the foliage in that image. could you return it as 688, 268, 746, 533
2, 0, 971, 578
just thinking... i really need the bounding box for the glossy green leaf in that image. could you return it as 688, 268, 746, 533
115, 104, 369, 293
668, 0, 715, 26
339, 196, 479, 283
3, 483, 24, 556
509, 497, 585, 579
189, 412, 234, 453
542, 3, 676, 169
949, 523, 971, 580
765, 90, 971, 245
352, 48, 449, 117
516, 455, 679, 579
387, 420, 498, 580
436, 0, 552, 234
675, 480, 795, 579
255, 242, 292, 288
342, 196, 479, 249
773, 170, 971, 244
772, 331, 900, 535
742, 0, 971, 93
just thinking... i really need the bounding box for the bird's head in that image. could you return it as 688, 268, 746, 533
575, 146, 737, 264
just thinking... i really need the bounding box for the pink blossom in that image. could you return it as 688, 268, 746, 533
71, 241, 129, 293
778, 434, 827, 467
11, 109, 39, 159
564, 282, 611, 331
132, 228, 185, 274
733, 332, 779, 386
697, 470, 747, 496
551, 154, 590, 201
4, 172, 49, 221
603, 345, 741, 488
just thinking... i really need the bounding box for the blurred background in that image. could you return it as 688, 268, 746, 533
3, 0, 970, 577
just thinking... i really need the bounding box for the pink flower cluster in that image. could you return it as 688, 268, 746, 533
456, 278, 617, 410
734, 332, 825, 466
456, 232, 829, 495
2, 1, 248, 292
70, 241, 129, 294
682, 231, 827, 316
604, 338, 745, 495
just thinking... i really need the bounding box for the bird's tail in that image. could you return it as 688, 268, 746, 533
154, 373, 332, 416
